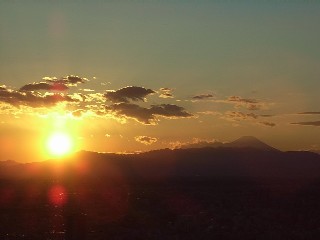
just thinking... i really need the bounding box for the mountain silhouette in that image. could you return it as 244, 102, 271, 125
179, 136, 278, 152
2, 140, 320, 240
1, 137, 320, 180
226, 136, 279, 152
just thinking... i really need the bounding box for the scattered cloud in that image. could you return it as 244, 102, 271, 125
45, 75, 88, 86
101, 82, 111, 86
224, 111, 258, 121
135, 136, 158, 145
192, 94, 214, 100
105, 86, 155, 103
81, 89, 95, 92
226, 96, 263, 110
221, 111, 276, 127
0, 88, 77, 108
197, 111, 221, 116
169, 138, 222, 149
192, 93, 271, 111
260, 121, 276, 127
105, 103, 193, 125
159, 88, 174, 99
20, 82, 69, 92
85, 93, 105, 103
71, 109, 84, 118
227, 96, 258, 104
1, 79, 192, 126
291, 121, 320, 127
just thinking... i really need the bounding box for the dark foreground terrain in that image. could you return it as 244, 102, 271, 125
2, 177, 320, 240
1, 142, 320, 239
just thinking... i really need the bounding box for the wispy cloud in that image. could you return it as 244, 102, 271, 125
298, 112, 320, 115
192, 94, 214, 100
197, 111, 221, 116
224, 111, 259, 121
169, 138, 222, 149
226, 96, 263, 110
135, 136, 158, 145
44, 75, 88, 86
260, 121, 276, 127
291, 121, 320, 127
222, 111, 276, 127
158, 88, 174, 99
191, 92, 271, 111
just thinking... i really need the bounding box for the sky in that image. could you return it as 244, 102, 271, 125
0, 1, 319, 162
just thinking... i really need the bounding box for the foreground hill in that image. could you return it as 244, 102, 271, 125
1, 137, 320, 180
2, 137, 320, 239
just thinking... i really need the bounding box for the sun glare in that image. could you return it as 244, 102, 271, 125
47, 132, 73, 157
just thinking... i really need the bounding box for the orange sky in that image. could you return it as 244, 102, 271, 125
1, 2, 319, 162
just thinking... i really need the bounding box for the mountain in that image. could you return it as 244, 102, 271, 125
179, 136, 278, 152
226, 136, 279, 152
0, 159, 19, 167
310, 150, 320, 155
180, 141, 224, 149
1, 145, 320, 181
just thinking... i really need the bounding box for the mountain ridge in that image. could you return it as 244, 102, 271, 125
1, 141, 320, 180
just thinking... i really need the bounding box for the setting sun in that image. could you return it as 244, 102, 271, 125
47, 132, 73, 157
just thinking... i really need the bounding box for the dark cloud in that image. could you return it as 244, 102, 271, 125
65, 75, 87, 85
260, 121, 276, 127
298, 112, 320, 115
291, 121, 320, 127
151, 104, 192, 118
135, 136, 158, 145
0, 87, 77, 108
44, 75, 88, 86
106, 103, 154, 124
192, 94, 214, 100
105, 86, 155, 103
105, 103, 193, 124
19, 75, 88, 92
20, 82, 69, 92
